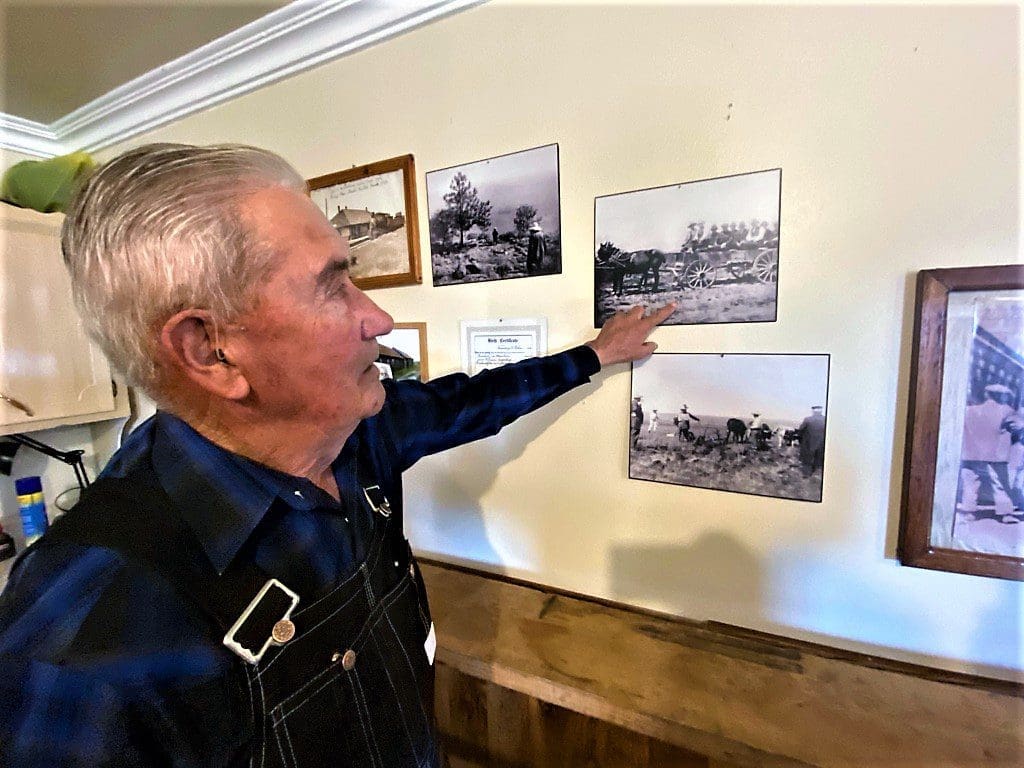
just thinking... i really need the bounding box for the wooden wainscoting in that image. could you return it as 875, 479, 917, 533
421, 559, 1023, 768
436, 662, 716, 768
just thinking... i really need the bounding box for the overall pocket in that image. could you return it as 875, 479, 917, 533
269, 660, 379, 768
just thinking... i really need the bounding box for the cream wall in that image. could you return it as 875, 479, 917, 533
107, 3, 1020, 678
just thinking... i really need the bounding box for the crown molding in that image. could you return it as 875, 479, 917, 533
1, 0, 483, 158
0, 115, 63, 158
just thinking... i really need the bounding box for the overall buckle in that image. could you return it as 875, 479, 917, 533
223, 579, 300, 665
363, 485, 392, 517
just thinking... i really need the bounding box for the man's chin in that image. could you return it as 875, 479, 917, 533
365, 380, 387, 416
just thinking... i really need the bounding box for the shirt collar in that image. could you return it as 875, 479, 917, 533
150, 412, 324, 574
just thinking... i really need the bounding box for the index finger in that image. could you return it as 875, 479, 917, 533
645, 302, 676, 327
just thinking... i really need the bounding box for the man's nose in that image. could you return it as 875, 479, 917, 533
359, 292, 394, 340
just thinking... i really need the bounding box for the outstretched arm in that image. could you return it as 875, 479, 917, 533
376, 304, 675, 470
586, 303, 675, 367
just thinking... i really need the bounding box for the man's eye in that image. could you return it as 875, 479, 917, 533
322, 275, 348, 296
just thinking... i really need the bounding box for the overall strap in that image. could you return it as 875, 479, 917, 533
44, 474, 270, 635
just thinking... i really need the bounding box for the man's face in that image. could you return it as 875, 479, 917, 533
233, 185, 394, 431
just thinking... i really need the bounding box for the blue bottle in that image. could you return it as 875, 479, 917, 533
15, 476, 49, 546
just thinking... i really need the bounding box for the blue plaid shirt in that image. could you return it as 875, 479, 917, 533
0, 347, 599, 767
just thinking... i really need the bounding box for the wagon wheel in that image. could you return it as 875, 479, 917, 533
683, 258, 715, 289
752, 251, 777, 283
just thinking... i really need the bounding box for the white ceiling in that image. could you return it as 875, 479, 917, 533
0, 0, 483, 158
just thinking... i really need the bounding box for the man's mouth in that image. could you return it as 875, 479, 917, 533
365, 344, 380, 371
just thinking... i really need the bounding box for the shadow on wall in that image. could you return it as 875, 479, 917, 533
610, 536, 1022, 680
608, 532, 765, 626
409, 383, 594, 568
970, 584, 1022, 681
884, 271, 921, 558
768, 549, 1024, 679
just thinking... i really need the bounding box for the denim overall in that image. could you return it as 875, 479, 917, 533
48, 463, 442, 768
244, 489, 440, 768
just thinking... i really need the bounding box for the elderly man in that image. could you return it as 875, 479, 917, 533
0, 144, 671, 767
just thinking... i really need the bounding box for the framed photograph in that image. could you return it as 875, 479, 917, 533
629, 353, 830, 502
899, 265, 1024, 580
594, 169, 781, 327
376, 323, 428, 382
308, 155, 421, 290
459, 317, 547, 376
426, 143, 561, 286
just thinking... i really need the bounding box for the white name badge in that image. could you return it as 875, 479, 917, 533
424, 622, 436, 666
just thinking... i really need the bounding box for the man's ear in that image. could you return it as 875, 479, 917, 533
159, 310, 250, 401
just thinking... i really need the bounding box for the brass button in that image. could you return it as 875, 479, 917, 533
330, 651, 341, 663
408, 562, 416, 578
342, 649, 357, 671
272, 619, 296, 644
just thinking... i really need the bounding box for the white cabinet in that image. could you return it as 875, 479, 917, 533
1, 204, 129, 435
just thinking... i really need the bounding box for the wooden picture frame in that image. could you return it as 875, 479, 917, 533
899, 265, 1024, 580
377, 322, 428, 382
307, 155, 421, 290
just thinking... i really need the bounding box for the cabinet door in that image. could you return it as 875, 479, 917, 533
1, 204, 120, 433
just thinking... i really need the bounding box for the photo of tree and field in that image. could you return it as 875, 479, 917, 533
630, 353, 830, 502
426, 144, 561, 286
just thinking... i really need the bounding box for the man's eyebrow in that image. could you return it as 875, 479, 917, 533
314, 258, 350, 289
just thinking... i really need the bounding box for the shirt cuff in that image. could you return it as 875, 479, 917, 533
566, 345, 602, 378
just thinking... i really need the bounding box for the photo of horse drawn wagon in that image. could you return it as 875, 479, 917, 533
594, 168, 782, 327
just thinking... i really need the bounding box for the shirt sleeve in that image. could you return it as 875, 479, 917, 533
0, 656, 141, 767
0, 542, 249, 768
376, 345, 601, 472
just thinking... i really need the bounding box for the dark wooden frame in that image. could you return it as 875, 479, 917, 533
307, 155, 421, 290
899, 265, 1024, 580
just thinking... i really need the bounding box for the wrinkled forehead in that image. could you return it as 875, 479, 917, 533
239, 184, 317, 228
242, 185, 339, 245
238, 185, 347, 280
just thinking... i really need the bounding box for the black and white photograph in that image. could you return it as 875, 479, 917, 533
308, 155, 421, 290
426, 143, 561, 286
629, 353, 829, 502
594, 169, 781, 327
936, 291, 1024, 558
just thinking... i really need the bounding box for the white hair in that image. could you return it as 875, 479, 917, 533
61, 143, 306, 400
